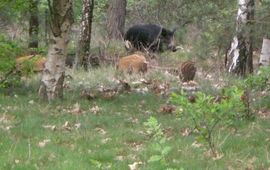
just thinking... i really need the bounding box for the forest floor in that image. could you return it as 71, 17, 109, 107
1, 55, 270, 170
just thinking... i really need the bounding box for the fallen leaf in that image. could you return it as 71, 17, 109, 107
212, 152, 224, 160
48, 153, 56, 161
74, 123, 81, 129
62, 121, 72, 131
38, 139, 51, 148
204, 150, 224, 160
95, 127, 106, 135
115, 155, 124, 161
101, 91, 117, 100
90, 106, 101, 114
191, 141, 202, 148
42, 125, 56, 131
101, 138, 112, 144
126, 141, 143, 151
70, 103, 82, 114
128, 161, 142, 170
159, 104, 176, 114
180, 128, 191, 137
5, 126, 13, 130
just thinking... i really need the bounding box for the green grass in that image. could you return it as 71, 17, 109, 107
1, 67, 270, 170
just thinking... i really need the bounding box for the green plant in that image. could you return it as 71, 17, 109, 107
171, 87, 246, 157
0, 35, 20, 74
144, 116, 172, 167
0, 35, 22, 88
231, 67, 270, 119
245, 67, 270, 91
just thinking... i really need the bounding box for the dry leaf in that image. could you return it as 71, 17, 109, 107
101, 138, 112, 144
70, 103, 82, 114
212, 152, 224, 160
90, 106, 101, 114
62, 121, 72, 131
128, 161, 142, 170
102, 91, 117, 100
204, 150, 224, 160
38, 139, 51, 148
115, 155, 124, 161
42, 125, 56, 131
180, 128, 191, 137
74, 123, 81, 129
5, 126, 13, 130
191, 141, 203, 148
95, 127, 106, 135
159, 104, 176, 114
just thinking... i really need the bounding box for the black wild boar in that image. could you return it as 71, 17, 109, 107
124, 24, 177, 52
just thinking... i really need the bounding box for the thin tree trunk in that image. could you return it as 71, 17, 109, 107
45, 9, 49, 46
106, 0, 127, 40
39, 0, 73, 101
75, 0, 95, 70
259, 38, 270, 66
226, 0, 254, 76
28, 0, 39, 48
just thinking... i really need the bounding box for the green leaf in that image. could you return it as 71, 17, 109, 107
148, 155, 162, 162
162, 146, 172, 155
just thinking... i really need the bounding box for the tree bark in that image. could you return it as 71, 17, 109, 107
45, 9, 49, 46
226, 0, 254, 76
106, 0, 127, 40
28, 0, 39, 48
75, 0, 95, 70
38, 0, 73, 101
259, 38, 270, 67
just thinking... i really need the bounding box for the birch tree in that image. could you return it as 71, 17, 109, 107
226, 0, 255, 76
38, 0, 73, 101
259, 38, 270, 67
75, 0, 95, 70
106, 0, 127, 40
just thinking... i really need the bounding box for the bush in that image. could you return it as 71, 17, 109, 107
0, 35, 22, 88
0, 35, 21, 74
171, 87, 247, 157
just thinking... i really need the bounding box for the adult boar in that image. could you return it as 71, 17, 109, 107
124, 24, 177, 52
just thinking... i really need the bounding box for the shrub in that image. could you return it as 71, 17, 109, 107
0, 35, 21, 74
0, 35, 22, 88
171, 87, 246, 157
144, 116, 172, 167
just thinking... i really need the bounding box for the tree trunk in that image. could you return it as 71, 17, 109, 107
226, 0, 254, 76
75, 0, 95, 70
38, 0, 73, 101
28, 0, 39, 48
106, 0, 127, 40
45, 9, 49, 46
259, 38, 270, 67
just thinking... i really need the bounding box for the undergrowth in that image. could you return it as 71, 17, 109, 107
0, 66, 270, 170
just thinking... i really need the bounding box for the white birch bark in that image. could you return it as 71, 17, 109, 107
259, 38, 270, 66
39, 0, 73, 101
227, 0, 254, 75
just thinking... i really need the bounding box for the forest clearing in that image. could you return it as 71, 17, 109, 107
0, 0, 270, 169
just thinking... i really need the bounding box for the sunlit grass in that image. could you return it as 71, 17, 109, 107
0, 66, 270, 170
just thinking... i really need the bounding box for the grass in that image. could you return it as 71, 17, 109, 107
1, 66, 270, 170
